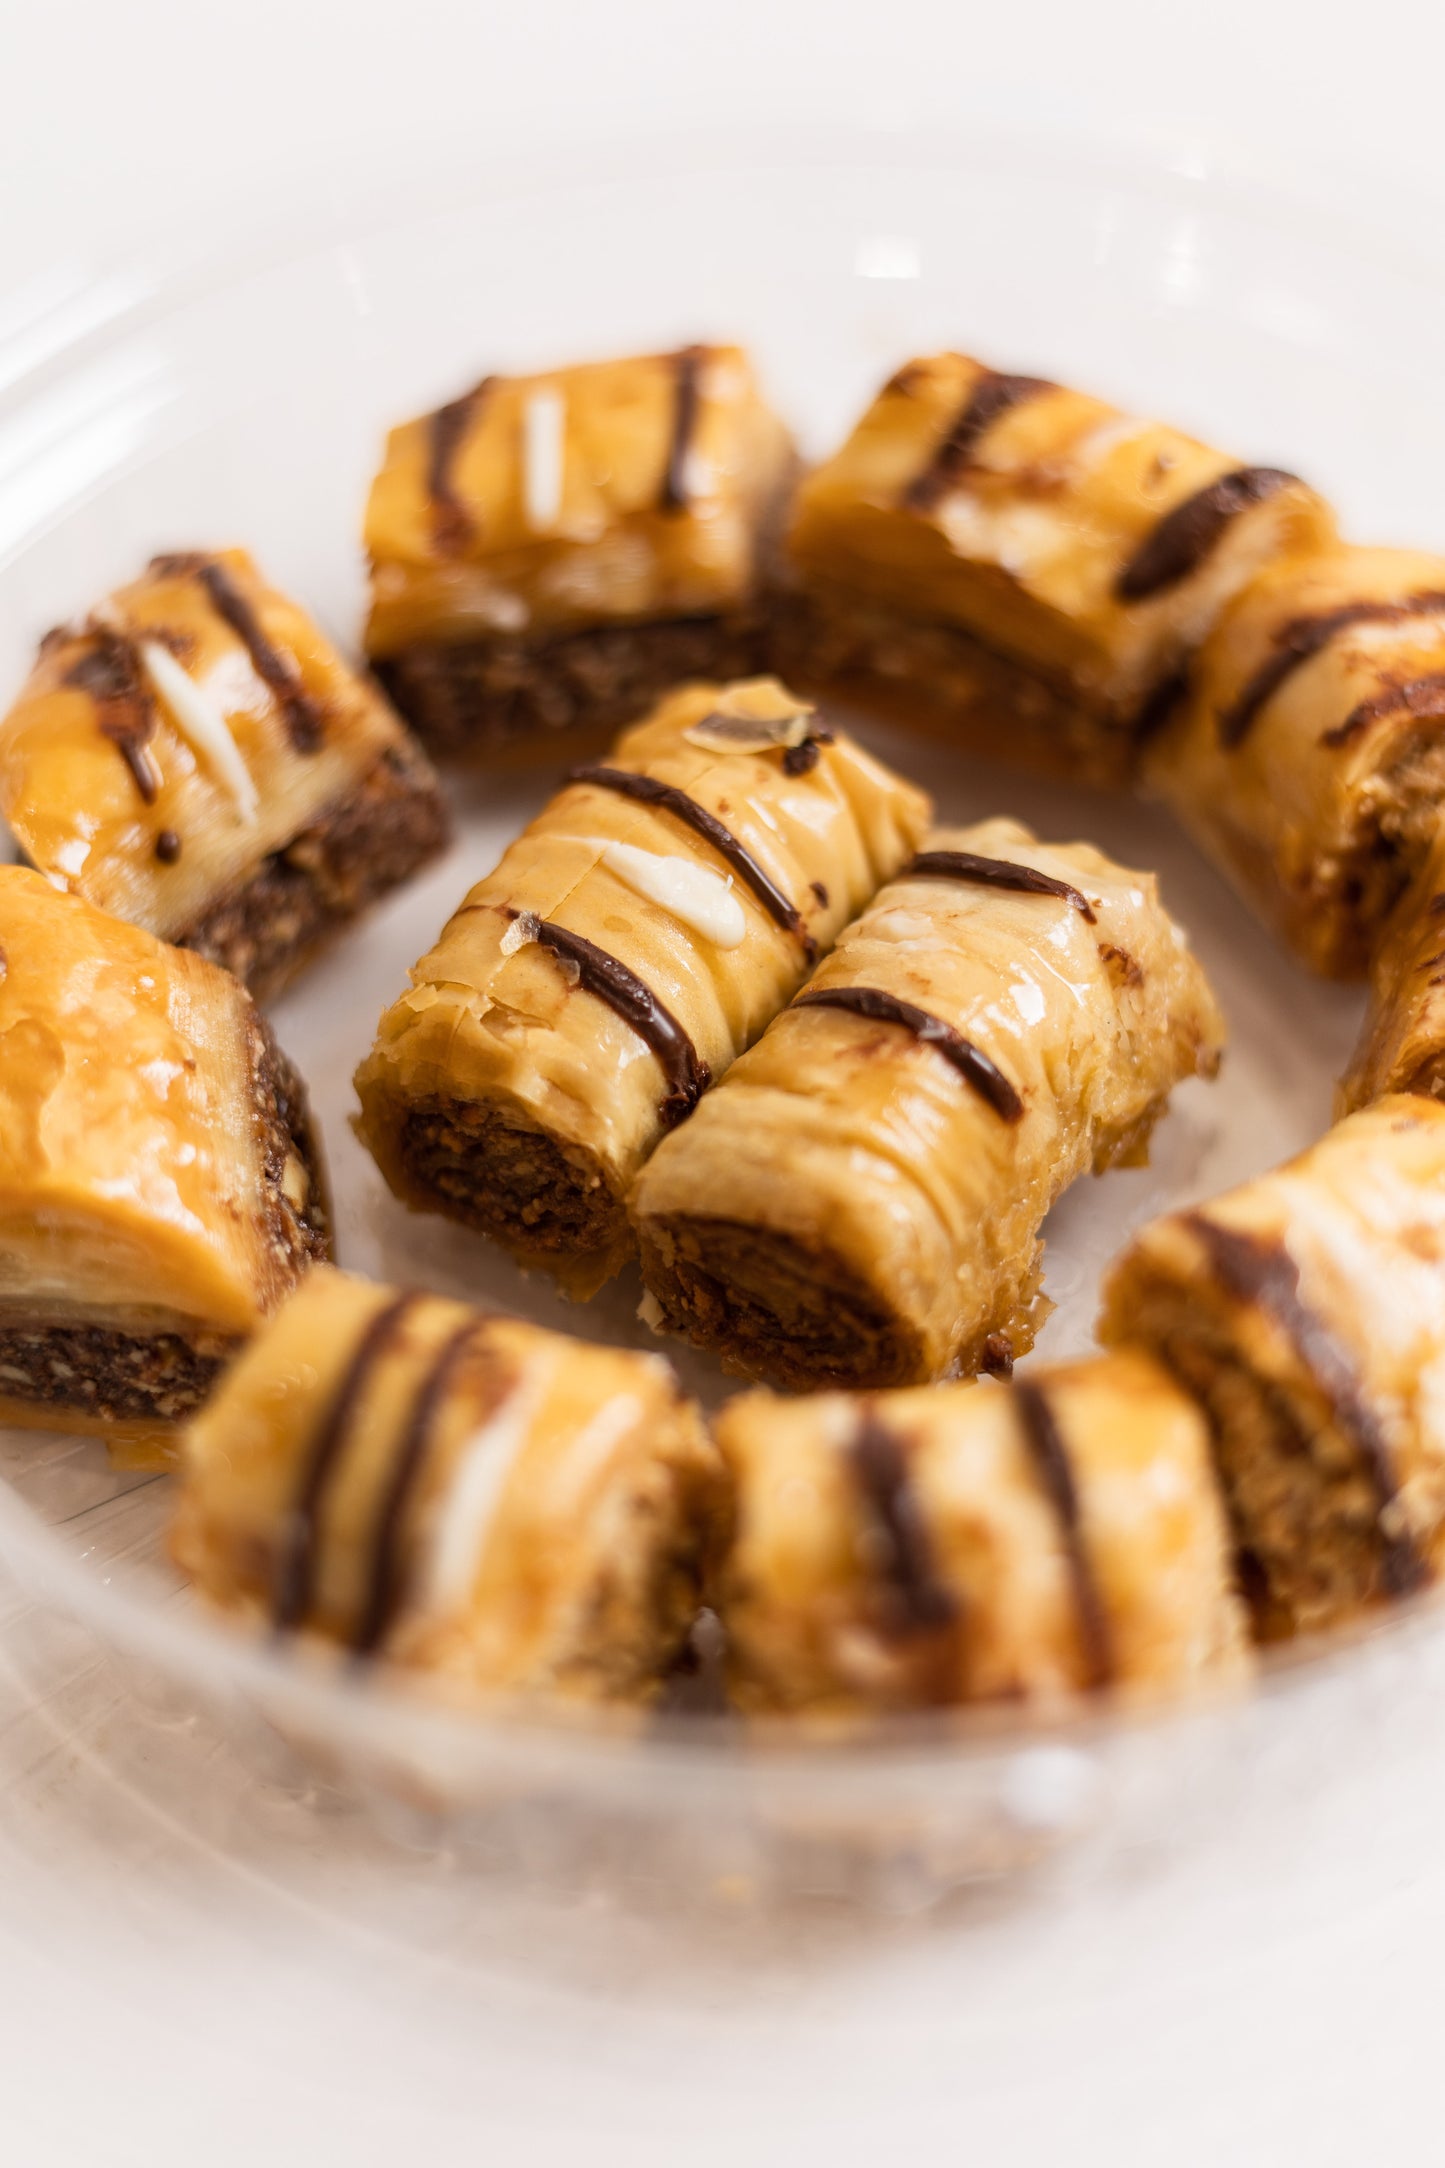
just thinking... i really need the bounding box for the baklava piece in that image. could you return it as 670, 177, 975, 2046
714, 1354, 1250, 1718
771, 353, 1334, 785
364, 346, 795, 758
0, 548, 449, 1002
632, 817, 1223, 1389
354, 678, 930, 1294
1146, 545, 1445, 977
1337, 824, 1445, 1113
0, 869, 329, 1453
1099, 1096, 1445, 1636
171, 1268, 725, 1703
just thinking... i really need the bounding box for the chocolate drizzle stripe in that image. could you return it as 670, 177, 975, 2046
660, 346, 705, 512
907, 848, 1097, 924
1011, 1380, 1114, 1689
1319, 669, 1445, 751
849, 1413, 958, 1635
427, 376, 494, 554
351, 1316, 489, 1657
66, 632, 161, 803
526, 916, 709, 1124
569, 763, 815, 957
794, 986, 1023, 1123
902, 369, 1054, 512
1219, 592, 1445, 749
1115, 467, 1298, 603
1184, 1214, 1427, 1597
193, 557, 325, 753
272, 1292, 425, 1632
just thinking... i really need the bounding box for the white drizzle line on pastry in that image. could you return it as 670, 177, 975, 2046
523, 388, 566, 532
579, 835, 747, 948
137, 636, 259, 819
416, 1352, 560, 1614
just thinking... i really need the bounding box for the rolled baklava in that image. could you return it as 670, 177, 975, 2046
354, 677, 931, 1294
771, 352, 1334, 784
171, 1267, 726, 1702
364, 346, 795, 757
1337, 824, 1445, 1113
1145, 545, 1445, 977
1099, 1095, 1445, 1635
0, 868, 329, 1453
0, 548, 449, 1002
714, 1354, 1250, 1717
631, 817, 1224, 1389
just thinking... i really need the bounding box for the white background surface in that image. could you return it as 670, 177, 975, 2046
5, 4, 1445, 2161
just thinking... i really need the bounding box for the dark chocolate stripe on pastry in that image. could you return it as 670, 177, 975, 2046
1012, 1379, 1114, 1689
1132, 665, 1192, 745
902, 369, 1054, 512
1184, 1214, 1427, 1597
793, 986, 1024, 1122
660, 345, 706, 512
907, 848, 1097, 923
1319, 669, 1445, 751
192, 557, 326, 753
850, 1411, 958, 1634
272, 1291, 425, 1632
67, 630, 161, 803
427, 376, 494, 556
570, 763, 816, 958
522, 913, 710, 1124
351, 1315, 492, 1657
1218, 593, 1445, 749
1115, 467, 1297, 603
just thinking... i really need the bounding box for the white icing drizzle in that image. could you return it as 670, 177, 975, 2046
138, 638, 258, 819
523, 388, 566, 532
416, 1352, 560, 1615
581, 835, 746, 948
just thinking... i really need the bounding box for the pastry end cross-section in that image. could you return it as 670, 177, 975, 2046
0, 868, 331, 1452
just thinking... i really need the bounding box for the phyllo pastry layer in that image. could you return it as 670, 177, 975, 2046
171, 1267, 726, 1703
1337, 823, 1445, 1113
772, 352, 1334, 784
631, 817, 1224, 1388
1100, 1096, 1445, 1635
713, 1355, 1250, 1717
0, 869, 329, 1447
354, 678, 931, 1293
1146, 545, 1445, 977
364, 345, 795, 757
0, 548, 448, 1001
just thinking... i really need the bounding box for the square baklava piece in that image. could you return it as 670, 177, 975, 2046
363, 345, 795, 757
0, 548, 449, 1002
0, 869, 330, 1454
772, 353, 1335, 784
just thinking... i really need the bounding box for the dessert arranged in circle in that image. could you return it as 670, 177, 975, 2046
3, 339, 1445, 1728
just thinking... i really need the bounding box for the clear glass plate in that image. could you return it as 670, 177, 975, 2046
1, 123, 1442, 1910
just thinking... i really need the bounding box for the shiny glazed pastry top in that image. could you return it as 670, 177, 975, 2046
786, 352, 1334, 720
364, 345, 795, 657
0, 867, 319, 1334
0, 548, 409, 943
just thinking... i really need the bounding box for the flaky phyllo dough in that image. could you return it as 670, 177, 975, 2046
1100, 1096, 1445, 1636
1337, 820, 1445, 1114
631, 816, 1224, 1389
172, 1268, 727, 1703
714, 1355, 1251, 1718
354, 678, 930, 1292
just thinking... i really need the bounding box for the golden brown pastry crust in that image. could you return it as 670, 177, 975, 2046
714, 1354, 1250, 1718
0, 549, 447, 1000
171, 1267, 726, 1703
778, 353, 1334, 778
1099, 1096, 1445, 1635
631, 816, 1224, 1388
1146, 545, 1445, 978
0, 868, 329, 1439
353, 679, 931, 1292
